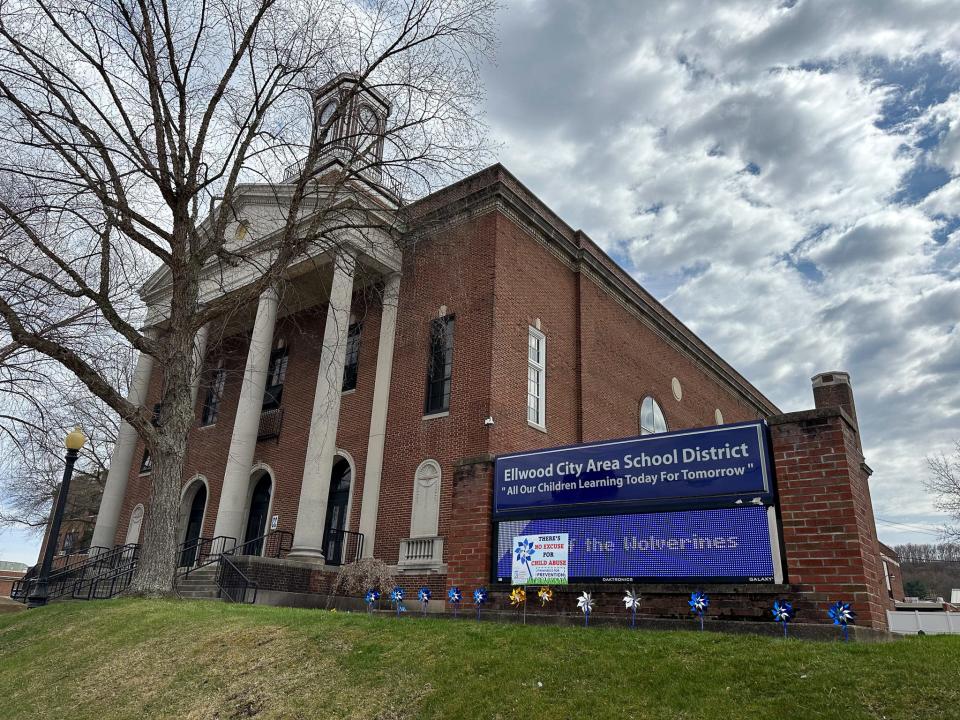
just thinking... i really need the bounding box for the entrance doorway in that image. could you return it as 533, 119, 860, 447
243, 472, 272, 555
322, 457, 352, 565
179, 483, 207, 567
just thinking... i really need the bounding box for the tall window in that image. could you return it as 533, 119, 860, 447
201, 361, 226, 426
639, 396, 668, 435
424, 315, 455, 415
263, 341, 289, 410
342, 322, 362, 392
527, 327, 546, 428
139, 448, 152, 474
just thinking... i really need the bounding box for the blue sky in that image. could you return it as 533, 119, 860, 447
3, 0, 960, 565
483, 0, 960, 547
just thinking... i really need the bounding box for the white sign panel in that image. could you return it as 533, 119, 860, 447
511, 533, 568, 585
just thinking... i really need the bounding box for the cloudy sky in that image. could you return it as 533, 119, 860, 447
2, 0, 958, 565
483, 0, 960, 547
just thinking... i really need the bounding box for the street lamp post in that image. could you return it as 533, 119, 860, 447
27, 427, 87, 608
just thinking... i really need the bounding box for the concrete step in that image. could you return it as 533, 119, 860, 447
177, 588, 221, 599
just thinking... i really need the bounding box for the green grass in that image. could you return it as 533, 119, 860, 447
0, 599, 958, 719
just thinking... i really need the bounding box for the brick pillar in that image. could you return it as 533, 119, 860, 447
446, 454, 495, 602
770, 390, 891, 629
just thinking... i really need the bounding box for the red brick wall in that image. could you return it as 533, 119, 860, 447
770, 408, 891, 629
445, 456, 495, 595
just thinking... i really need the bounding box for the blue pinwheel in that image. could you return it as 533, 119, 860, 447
473, 587, 488, 620
514, 538, 536, 580
448, 587, 462, 617
828, 601, 855, 641
390, 586, 405, 617
689, 591, 710, 630
771, 599, 795, 637
364, 589, 380, 613
418, 587, 432, 616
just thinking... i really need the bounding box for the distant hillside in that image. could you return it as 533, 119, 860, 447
0, 561, 27, 572
900, 561, 960, 600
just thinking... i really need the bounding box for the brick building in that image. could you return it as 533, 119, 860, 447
90, 76, 894, 629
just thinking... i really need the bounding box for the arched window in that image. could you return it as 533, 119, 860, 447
410, 460, 441, 538
640, 396, 668, 435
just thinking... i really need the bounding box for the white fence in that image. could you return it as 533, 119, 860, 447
887, 610, 960, 635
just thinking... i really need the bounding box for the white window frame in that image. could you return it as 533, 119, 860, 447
527, 326, 546, 431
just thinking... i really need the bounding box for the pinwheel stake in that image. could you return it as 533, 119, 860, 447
623, 588, 641, 629
473, 587, 488, 621
448, 587, 462, 617
688, 591, 709, 631
364, 589, 380, 614
577, 591, 594, 627
418, 587, 432, 617
510, 587, 527, 624
390, 586, 405, 618
771, 599, 795, 638
828, 600, 855, 642
514, 538, 536, 581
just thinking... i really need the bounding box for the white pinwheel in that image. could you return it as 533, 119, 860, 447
623, 588, 640, 628
577, 591, 594, 626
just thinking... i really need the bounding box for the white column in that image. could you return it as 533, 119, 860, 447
357, 272, 400, 557
289, 251, 356, 560
212, 287, 279, 544
189, 323, 210, 408
90, 338, 155, 551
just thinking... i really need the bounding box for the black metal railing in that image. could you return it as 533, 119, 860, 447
323, 528, 364, 566
13, 543, 139, 604
176, 535, 237, 576
69, 544, 140, 600
231, 529, 293, 559
216, 554, 257, 603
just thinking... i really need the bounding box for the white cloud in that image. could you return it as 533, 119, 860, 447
484, 0, 960, 544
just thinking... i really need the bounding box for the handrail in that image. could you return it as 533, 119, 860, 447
14, 543, 138, 603
177, 535, 237, 577
228, 529, 293, 559
216, 553, 258, 603
72, 546, 140, 601
324, 528, 364, 566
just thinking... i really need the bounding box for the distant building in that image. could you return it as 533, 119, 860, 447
0, 561, 27, 598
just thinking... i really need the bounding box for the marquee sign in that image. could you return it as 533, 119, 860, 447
495, 506, 775, 584
494, 421, 773, 519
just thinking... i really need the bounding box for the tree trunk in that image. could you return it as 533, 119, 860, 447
130, 322, 196, 595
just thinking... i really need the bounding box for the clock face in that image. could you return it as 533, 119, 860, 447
358, 105, 378, 132
318, 101, 337, 126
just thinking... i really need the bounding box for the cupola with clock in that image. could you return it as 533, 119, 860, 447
308, 73, 391, 181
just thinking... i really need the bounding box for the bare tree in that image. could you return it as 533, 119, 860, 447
926, 441, 960, 542
0, 349, 127, 534
0, 0, 495, 593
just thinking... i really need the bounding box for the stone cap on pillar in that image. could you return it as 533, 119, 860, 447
811, 370, 858, 429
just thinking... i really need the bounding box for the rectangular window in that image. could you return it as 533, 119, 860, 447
263, 344, 289, 411
342, 322, 362, 392
139, 449, 152, 474
201, 362, 226, 426
424, 315, 455, 415
527, 327, 546, 428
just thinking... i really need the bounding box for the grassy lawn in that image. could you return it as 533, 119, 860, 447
0, 599, 957, 720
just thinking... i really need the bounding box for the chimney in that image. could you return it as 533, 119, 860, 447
811, 370, 859, 431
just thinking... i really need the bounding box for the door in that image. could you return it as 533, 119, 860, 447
179, 485, 206, 567
243, 474, 272, 555
322, 458, 352, 565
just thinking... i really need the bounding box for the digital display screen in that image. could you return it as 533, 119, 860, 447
494, 421, 773, 519
494, 505, 775, 583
